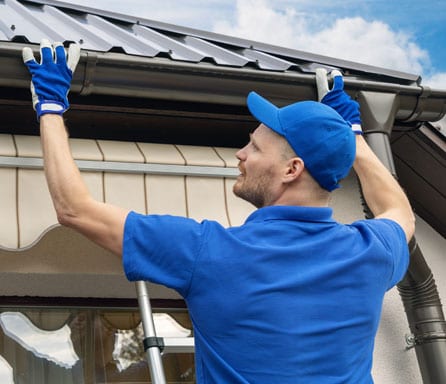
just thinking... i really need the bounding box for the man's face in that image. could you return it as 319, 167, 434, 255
233, 124, 288, 208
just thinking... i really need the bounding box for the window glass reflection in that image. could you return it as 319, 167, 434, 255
113, 313, 192, 372
0, 307, 195, 383
0, 312, 79, 368
0, 355, 13, 384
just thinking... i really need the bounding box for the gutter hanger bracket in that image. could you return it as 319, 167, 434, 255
404, 85, 432, 122
78, 51, 98, 96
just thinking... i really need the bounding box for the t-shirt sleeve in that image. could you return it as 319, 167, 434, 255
122, 211, 206, 297
365, 218, 410, 289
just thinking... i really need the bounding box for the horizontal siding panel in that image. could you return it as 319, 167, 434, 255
0, 168, 18, 248
0, 135, 242, 248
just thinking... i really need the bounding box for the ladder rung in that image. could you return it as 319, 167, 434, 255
162, 337, 195, 354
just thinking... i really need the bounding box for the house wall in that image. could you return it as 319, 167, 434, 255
0, 134, 444, 383
332, 172, 446, 384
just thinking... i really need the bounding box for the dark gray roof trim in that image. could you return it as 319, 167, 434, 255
2, 41, 445, 124
0, 0, 419, 83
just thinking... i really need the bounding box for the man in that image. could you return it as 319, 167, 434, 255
23, 40, 414, 383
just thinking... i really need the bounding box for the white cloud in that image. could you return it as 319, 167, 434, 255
422, 72, 446, 90
71, 0, 444, 86
213, 0, 431, 76
305, 18, 429, 74
213, 0, 308, 48
214, 1, 303, 47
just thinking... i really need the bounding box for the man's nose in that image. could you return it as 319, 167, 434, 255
236, 146, 247, 161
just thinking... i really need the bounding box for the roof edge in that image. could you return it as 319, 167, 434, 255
22, 0, 421, 84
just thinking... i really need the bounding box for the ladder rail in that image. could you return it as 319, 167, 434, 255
136, 281, 167, 384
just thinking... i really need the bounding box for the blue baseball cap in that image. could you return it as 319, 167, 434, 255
247, 91, 355, 191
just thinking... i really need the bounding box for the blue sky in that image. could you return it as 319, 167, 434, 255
70, 0, 446, 89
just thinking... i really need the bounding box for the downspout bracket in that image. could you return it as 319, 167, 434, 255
405, 331, 446, 349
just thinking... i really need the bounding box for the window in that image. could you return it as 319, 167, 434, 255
0, 306, 195, 383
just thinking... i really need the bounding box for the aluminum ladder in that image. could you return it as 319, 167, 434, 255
136, 281, 195, 383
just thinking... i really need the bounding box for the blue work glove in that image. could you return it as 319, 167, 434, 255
22, 39, 80, 119
316, 68, 362, 134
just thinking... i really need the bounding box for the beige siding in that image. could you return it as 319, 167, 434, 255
178, 145, 229, 226
15, 136, 57, 248
138, 143, 188, 216
214, 147, 255, 226
0, 134, 18, 248
0, 135, 244, 248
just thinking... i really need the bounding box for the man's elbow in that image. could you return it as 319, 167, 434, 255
53, 200, 85, 229
376, 205, 416, 243
55, 207, 77, 228
397, 205, 416, 243
53, 194, 92, 229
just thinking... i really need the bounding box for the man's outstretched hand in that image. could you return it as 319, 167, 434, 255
316, 68, 362, 135
22, 39, 80, 119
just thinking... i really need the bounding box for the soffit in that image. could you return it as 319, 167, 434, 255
391, 125, 446, 237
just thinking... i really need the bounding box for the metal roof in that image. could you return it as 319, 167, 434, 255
0, 0, 420, 84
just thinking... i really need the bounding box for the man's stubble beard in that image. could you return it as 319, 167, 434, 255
233, 168, 275, 209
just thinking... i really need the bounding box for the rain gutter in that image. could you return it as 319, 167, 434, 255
1, 43, 446, 123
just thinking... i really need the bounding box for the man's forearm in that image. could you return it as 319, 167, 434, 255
40, 114, 92, 225
353, 135, 415, 241
24, 41, 127, 255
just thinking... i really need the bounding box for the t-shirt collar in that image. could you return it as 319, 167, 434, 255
245, 205, 334, 224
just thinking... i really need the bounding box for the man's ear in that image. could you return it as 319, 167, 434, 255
283, 157, 305, 183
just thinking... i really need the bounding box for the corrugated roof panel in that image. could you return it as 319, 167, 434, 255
0, 0, 65, 42
40, 5, 113, 51
0, 20, 11, 41
241, 48, 296, 71
0, 1, 21, 40
133, 25, 205, 62
181, 36, 250, 67
77, 14, 160, 57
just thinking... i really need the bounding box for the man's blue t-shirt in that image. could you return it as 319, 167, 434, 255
123, 205, 409, 384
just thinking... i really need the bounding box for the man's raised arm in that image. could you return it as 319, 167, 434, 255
352, 134, 415, 241
23, 40, 129, 255
316, 69, 415, 242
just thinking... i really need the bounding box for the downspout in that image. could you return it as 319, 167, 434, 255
357, 91, 446, 384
